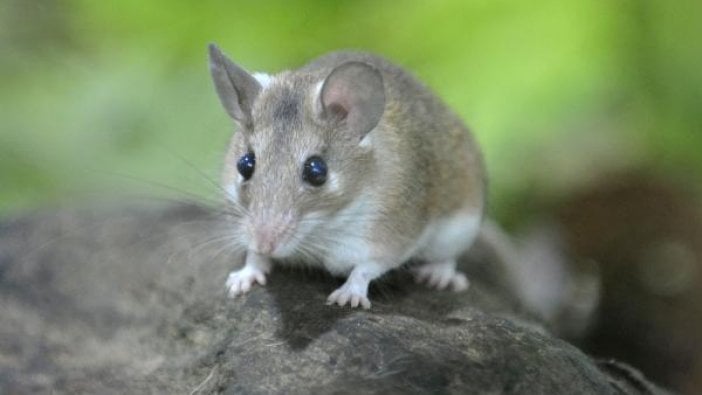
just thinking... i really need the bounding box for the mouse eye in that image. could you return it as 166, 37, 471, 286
302, 156, 327, 187
237, 152, 255, 180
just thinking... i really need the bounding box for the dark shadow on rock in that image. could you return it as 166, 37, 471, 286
266, 266, 353, 350
265, 262, 474, 350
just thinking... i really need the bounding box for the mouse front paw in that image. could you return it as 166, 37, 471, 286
225, 266, 267, 297
326, 284, 371, 309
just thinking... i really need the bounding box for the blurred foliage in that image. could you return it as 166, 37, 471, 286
1, 0, 701, 221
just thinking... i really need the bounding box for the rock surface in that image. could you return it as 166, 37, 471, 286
0, 203, 670, 394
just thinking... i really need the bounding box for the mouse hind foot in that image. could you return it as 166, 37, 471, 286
413, 260, 469, 292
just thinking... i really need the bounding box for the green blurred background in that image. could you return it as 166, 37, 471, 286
1, 0, 701, 222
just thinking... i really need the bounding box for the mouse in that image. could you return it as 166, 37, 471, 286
208, 43, 486, 309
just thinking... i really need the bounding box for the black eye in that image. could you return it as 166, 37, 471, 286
237, 152, 255, 180
302, 156, 327, 186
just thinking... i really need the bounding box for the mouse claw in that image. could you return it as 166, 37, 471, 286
450, 272, 469, 292
254, 271, 267, 286
435, 273, 453, 290
225, 266, 268, 297
326, 288, 371, 309
326, 289, 348, 306
413, 261, 469, 293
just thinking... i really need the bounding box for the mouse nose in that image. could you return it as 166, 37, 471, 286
252, 229, 278, 256
250, 215, 296, 256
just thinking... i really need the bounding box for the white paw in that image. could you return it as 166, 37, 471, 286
326, 283, 371, 309
225, 266, 267, 297
413, 261, 470, 292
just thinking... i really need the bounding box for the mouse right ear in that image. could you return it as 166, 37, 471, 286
320, 61, 385, 141
208, 44, 261, 127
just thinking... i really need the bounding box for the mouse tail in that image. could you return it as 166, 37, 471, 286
477, 218, 601, 338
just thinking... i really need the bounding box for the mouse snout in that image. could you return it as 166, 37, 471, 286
249, 214, 297, 257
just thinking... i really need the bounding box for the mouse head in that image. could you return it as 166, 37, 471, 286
209, 45, 385, 258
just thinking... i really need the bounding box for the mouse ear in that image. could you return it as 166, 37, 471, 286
208, 44, 261, 126
320, 61, 385, 140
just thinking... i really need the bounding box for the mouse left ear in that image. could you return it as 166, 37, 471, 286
320, 61, 385, 140
208, 44, 261, 127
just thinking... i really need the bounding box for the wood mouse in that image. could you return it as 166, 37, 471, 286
209, 44, 486, 309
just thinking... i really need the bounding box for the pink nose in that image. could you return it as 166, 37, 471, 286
252, 228, 279, 255
250, 215, 295, 256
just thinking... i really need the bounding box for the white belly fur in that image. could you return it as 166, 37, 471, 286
319, 209, 481, 276
413, 211, 482, 263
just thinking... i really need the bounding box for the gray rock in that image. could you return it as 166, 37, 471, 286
0, 203, 670, 394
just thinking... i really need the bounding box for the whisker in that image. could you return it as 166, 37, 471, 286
204, 238, 246, 266
191, 233, 242, 254
95, 169, 224, 207
159, 147, 239, 203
